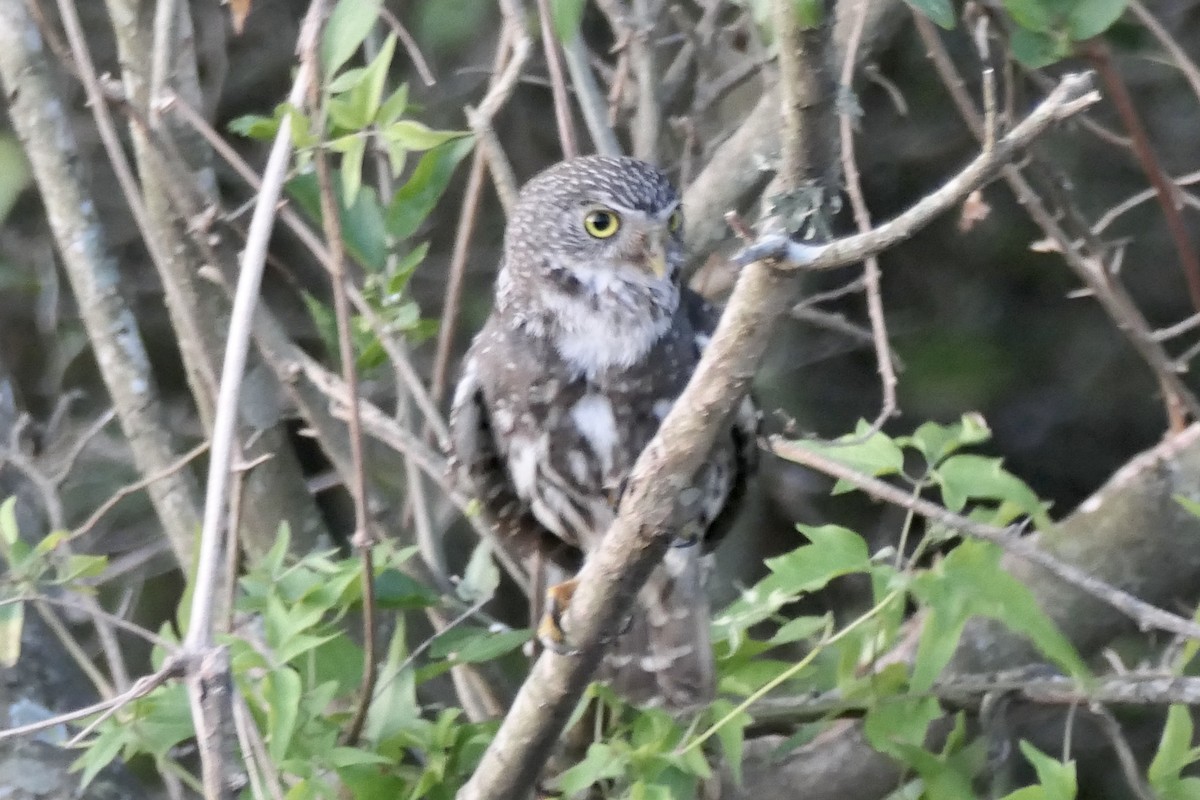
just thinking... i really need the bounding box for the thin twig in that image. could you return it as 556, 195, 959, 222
148, 0, 178, 123
535, 0, 579, 157
562, 33, 622, 156
1080, 39, 1200, 313
912, 15, 1200, 423
379, 7, 436, 86
431, 146, 488, 406
837, 0, 898, 432
1128, 0, 1200, 108
308, 48, 378, 747
72, 440, 209, 540
1092, 167, 1200, 235
0, 657, 184, 744
182, 3, 329, 796
629, 0, 663, 161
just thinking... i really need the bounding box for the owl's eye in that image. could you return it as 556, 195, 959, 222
667, 210, 683, 233
583, 209, 621, 238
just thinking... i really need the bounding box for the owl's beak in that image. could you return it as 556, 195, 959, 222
637, 230, 669, 279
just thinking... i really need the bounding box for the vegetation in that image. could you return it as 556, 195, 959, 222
1, 0, 1200, 798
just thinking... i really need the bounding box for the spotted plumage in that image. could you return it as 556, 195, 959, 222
450, 155, 757, 710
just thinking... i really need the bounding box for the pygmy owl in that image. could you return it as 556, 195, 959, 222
450, 155, 756, 710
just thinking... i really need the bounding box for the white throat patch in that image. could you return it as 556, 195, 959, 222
543, 263, 679, 378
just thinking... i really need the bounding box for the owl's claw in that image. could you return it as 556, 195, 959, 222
671, 524, 703, 549
537, 578, 580, 655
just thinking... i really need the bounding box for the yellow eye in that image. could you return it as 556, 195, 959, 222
667, 210, 683, 233
583, 209, 621, 238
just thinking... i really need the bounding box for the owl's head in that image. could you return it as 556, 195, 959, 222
502, 155, 685, 293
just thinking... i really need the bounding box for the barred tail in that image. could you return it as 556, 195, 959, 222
601, 547, 715, 712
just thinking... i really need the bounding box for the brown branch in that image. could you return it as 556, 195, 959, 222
837, 0, 898, 433
1080, 39, 1200, 313
455, 70, 1098, 800
308, 62, 377, 746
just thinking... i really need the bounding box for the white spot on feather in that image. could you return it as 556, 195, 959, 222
509, 438, 538, 497
570, 394, 618, 475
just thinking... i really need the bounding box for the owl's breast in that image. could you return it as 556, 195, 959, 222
476, 317, 703, 550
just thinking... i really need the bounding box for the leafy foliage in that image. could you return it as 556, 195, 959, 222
903, 0, 1130, 66
50, 412, 1107, 798
228, 21, 473, 370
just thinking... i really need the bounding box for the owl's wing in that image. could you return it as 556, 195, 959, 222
680, 288, 761, 553
449, 352, 583, 571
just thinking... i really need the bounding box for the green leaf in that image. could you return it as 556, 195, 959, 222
326, 66, 368, 94
386, 136, 475, 240
1009, 26, 1069, 67
906, 414, 991, 468
384, 120, 468, 151
550, 0, 587, 41
905, 0, 956, 28
1004, 0, 1057, 32
1176, 494, 1200, 519
227, 113, 280, 140
0, 135, 31, 224
327, 747, 391, 767
767, 614, 828, 646
934, 453, 1051, 527
556, 742, 626, 795
457, 539, 500, 603
58, 553, 108, 582
373, 568, 439, 609
351, 33, 396, 126
0, 598, 24, 667
1067, 0, 1127, 39
713, 523, 870, 641
910, 540, 1087, 689
708, 699, 751, 787
321, 0, 384, 75
289, 173, 388, 271
1149, 705, 1200, 790
377, 83, 409, 126
266, 668, 303, 761
429, 626, 530, 664
778, 422, 904, 492
1017, 741, 1077, 800
767, 524, 873, 592
339, 135, 366, 207
863, 697, 941, 760
72, 724, 128, 789
0, 496, 17, 546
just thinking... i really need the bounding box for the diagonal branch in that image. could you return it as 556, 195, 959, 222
455, 71, 1099, 800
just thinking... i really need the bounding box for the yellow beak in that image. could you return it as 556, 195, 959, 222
643, 232, 668, 279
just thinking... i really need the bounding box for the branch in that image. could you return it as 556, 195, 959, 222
455, 70, 1098, 800
182, 1, 328, 795
0, 0, 205, 563
750, 670, 1200, 726
770, 435, 1200, 642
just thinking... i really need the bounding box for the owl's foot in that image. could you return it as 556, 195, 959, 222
537, 578, 580, 655
671, 523, 703, 548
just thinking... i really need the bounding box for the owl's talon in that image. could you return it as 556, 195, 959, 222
537, 578, 580, 655
671, 529, 702, 549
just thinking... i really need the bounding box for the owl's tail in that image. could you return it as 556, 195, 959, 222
600, 546, 715, 712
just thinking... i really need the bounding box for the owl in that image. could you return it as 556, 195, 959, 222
450, 155, 756, 710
